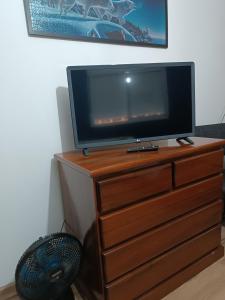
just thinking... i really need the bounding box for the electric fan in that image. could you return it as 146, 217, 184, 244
15, 233, 82, 300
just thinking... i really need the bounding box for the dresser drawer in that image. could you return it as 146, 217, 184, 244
138, 247, 224, 300
100, 175, 223, 249
105, 226, 221, 300
103, 200, 222, 282
174, 149, 224, 187
97, 164, 172, 213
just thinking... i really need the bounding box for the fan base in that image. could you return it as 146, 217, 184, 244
57, 286, 74, 300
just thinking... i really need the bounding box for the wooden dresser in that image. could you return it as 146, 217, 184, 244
55, 137, 225, 300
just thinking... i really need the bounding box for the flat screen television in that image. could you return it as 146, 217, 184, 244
67, 62, 195, 150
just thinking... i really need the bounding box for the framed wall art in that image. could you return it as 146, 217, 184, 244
24, 0, 168, 48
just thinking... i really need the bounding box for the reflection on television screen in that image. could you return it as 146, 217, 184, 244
94, 111, 167, 127
90, 69, 169, 128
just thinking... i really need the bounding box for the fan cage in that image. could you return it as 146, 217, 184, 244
15, 233, 82, 300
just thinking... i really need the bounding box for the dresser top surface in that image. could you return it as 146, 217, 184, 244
55, 137, 225, 178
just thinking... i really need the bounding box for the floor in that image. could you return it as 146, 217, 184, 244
7, 228, 225, 300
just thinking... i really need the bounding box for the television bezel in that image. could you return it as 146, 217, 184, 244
67, 62, 195, 149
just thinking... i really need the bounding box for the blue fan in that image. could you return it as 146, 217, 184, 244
15, 233, 82, 300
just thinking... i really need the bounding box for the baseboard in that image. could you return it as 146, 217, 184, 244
0, 283, 18, 300
0, 283, 79, 300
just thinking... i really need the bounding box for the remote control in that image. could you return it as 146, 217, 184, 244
127, 145, 159, 153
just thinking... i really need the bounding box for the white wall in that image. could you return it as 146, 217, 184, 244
1, 0, 225, 286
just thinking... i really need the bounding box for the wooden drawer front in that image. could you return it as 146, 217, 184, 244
100, 175, 223, 249
103, 200, 222, 282
174, 149, 224, 187
106, 226, 221, 300
97, 164, 172, 213
138, 246, 224, 300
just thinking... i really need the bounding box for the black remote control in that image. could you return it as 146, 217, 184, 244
127, 145, 159, 153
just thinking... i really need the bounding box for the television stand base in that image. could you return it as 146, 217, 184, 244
82, 148, 89, 157
127, 144, 159, 153
176, 137, 194, 145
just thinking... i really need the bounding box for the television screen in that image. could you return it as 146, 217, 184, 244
67, 62, 195, 149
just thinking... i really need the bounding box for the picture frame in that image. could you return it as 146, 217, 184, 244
23, 0, 168, 48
